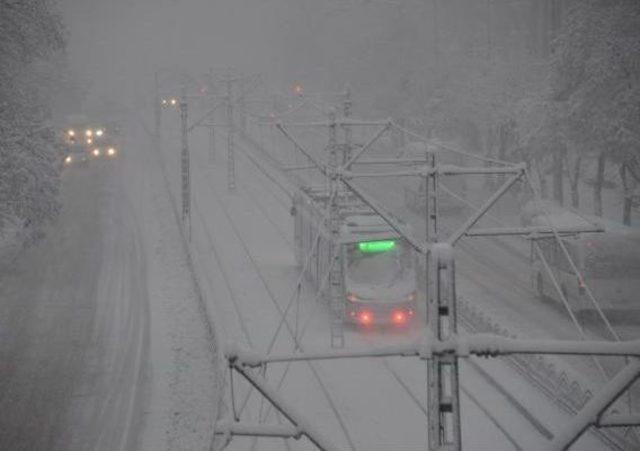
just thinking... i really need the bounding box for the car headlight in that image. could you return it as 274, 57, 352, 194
85, 129, 93, 137
64, 155, 72, 164
95, 129, 103, 137
92, 148, 100, 157
67, 129, 75, 137
107, 147, 116, 156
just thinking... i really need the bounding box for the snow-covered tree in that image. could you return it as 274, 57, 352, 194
0, 0, 66, 241
278, 0, 638, 221
551, 0, 640, 221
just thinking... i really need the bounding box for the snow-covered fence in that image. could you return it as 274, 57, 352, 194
458, 297, 592, 409
457, 296, 634, 450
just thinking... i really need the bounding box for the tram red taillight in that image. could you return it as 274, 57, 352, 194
358, 311, 373, 326
392, 310, 407, 325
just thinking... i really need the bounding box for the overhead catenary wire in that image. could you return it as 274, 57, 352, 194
159, 79, 640, 450
236, 117, 547, 449
230, 130, 477, 446
391, 120, 515, 167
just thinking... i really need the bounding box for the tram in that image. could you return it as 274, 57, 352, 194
293, 188, 418, 327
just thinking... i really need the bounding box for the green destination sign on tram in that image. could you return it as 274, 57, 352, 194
358, 240, 396, 253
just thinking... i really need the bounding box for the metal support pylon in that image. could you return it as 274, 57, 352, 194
342, 85, 352, 164
209, 123, 216, 164
207, 68, 216, 163
426, 149, 461, 450
328, 109, 345, 349
154, 71, 161, 143
179, 86, 191, 240
226, 70, 236, 192
429, 244, 462, 450
238, 78, 247, 133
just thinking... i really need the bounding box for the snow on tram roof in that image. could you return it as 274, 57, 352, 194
340, 213, 404, 243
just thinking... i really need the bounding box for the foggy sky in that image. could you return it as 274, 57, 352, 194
60, 0, 284, 108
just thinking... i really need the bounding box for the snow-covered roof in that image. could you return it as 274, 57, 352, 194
521, 199, 637, 235
340, 213, 403, 243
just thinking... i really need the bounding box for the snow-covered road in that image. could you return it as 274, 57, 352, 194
0, 158, 149, 450
0, 118, 223, 451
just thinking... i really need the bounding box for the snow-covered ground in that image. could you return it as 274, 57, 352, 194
127, 118, 220, 450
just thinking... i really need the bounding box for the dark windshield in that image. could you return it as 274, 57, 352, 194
346, 240, 413, 285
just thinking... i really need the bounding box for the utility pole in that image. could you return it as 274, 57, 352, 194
328, 108, 345, 349
342, 85, 352, 164
238, 78, 247, 134
425, 148, 462, 450
225, 69, 236, 192
180, 83, 191, 239
432, 0, 440, 62
154, 71, 161, 142
207, 68, 216, 163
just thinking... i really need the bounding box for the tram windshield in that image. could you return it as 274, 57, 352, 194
346, 239, 413, 286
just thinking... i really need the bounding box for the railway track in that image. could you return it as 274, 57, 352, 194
210, 134, 563, 448
149, 111, 632, 449
234, 124, 640, 449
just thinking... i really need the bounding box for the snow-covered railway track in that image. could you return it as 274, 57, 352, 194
148, 111, 624, 449
192, 158, 359, 450
205, 137, 565, 448
232, 125, 639, 449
